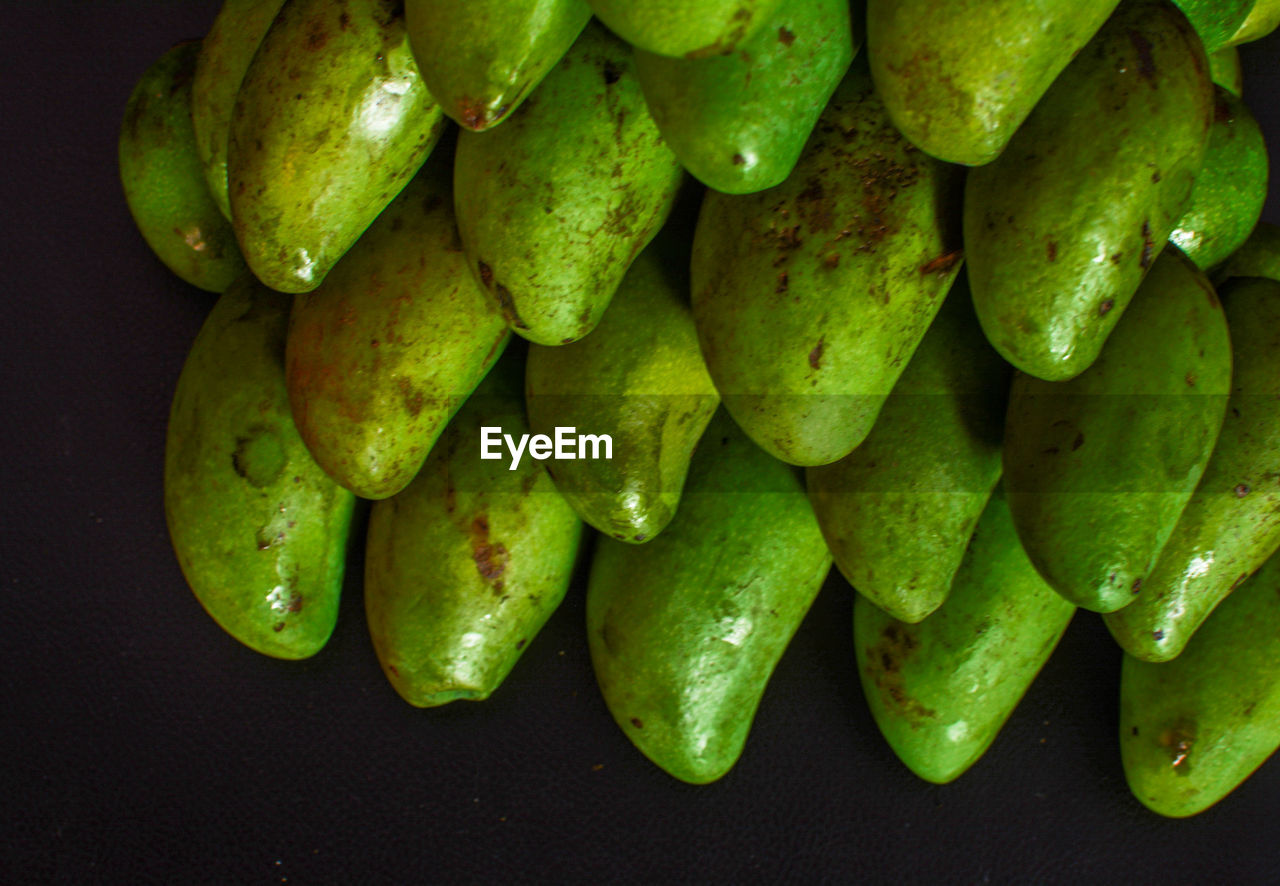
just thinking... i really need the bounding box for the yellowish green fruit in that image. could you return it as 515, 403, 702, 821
1227, 0, 1280, 43
587, 0, 785, 57
1208, 45, 1242, 94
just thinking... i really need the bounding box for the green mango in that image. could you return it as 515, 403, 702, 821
165, 274, 356, 659
405, 0, 591, 131
364, 347, 582, 707
1003, 248, 1232, 613
1208, 45, 1243, 94
691, 64, 965, 467
587, 409, 832, 783
191, 0, 287, 221
1172, 0, 1255, 51
525, 229, 719, 544
1217, 221, 1280, 282
965, 0, 1213, 382
229, 0, 446, 293
286, 147, 509, 500
1120, 549, 1280, 818
1105, 276, 1280, 660
1228, 0, 1280, 43
1169, 87, 1268, 271
633, 0, 856, 195
587, 0, 785, 57
867, 0, 1119, 166
806, 278, 1009, 624
856, 490, 1076, 784
119, 41, 247, 293
454, 22, 684, 346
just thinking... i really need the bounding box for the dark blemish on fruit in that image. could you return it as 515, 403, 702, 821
305, 21, 329, 51
458, 98, 488, 131
1100, 299, 1115, 315
287, 593, 303, 613
824, 253, 840, 269
1140, 220, 1155, 269
1235, 484, 1251, 498
602, 61, 622, 86
795, 178, 832, 232
809, 337, 825, 370
630, 717, 644, 729
1151, 170, 1161, 183
1128, 30, 1155, 82
1047, 241, 1058, 262
1153, 629, 1164, 641
919, 250, 962, 275
778, 26, 796, 46
1132, 577, 1143, 594
634, 533, 647, 542
1214, 94, 1232, 124
1159, 722, 1195, 774
494, 283, 528, 329
273, 622, 285, 632
339, 11, 351, 29
516, 638, 526, 650
732, 152, 746, 165
1185, 372, 1197, 387
1043, 446, 1060, 456
1110, 253, 1124, 265
775, 271, 789, 294
477, 260, 494, 287
1132, 726, 1139, 736
388, 664, 399, 677
397, 377, 424, 417
1231, 572, 1249, 591
470, 514, 509, 584
1072, 432, 1085, 451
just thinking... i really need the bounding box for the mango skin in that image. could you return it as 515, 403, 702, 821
634, 0, 855, 194
119, 41, 247, 293
856, 490, 1076, 784
1169, 87, 1268, 271
587, 0, 785, 57
165, 274, 356, 659
1105, 277, 1280, 661
525, 233, 719, 544
406, 0, 591, 131
807, 278, 1009, 624
1120, 550, 1280, 818
1172, 0, 1254, 51
1003, 248, 1232, 613
1228, 0, 1280, 44
286, 150, 509, 500
867, 0, 1119, 166
1217, 221, 1280, 282
364, 348, 582, 707
587, 409, 832, 784
455, 22, 684, 346
691, 64, 965, 467
229, 0, 446, 293
1208, 45, 1243, 95
965, 0, 1213, 382
191, 0, 287, 221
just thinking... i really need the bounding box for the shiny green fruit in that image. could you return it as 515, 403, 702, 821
120, 41, 247, 293
364, 347, 582, 707
1003, 248, 1231, 613
1120, 549, 1280, 818
286, 146, 509, 500
229, 0, 445, 293
191, 0, 287, 221
165, 275, 356, 659
807, 278, 1009, 624
691, 64, 964, 466
525, 230, 719, 544
965, 0, 1213, 381
867, 0, 1119, 166
1105, 276, 1280, 660
1217, 220, 1280, 281
1227, 0, 1280, 43
587, 409, 832, 784
1169, 86, 1268, 270
454, 21, 684, 345
587, 0, 785, 57
856, 490, 1075, 784
634, 0, 856, 194
1208, 45, 1242, 94
406, 0, 590, 131
1172, 0, 1254, 51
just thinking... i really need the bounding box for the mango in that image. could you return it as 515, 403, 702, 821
586, 0, 785, 57
454, 21, 684, 346
1169, 86, 1268, 271
165, 274, 356, 659
856, 490, 1076, 784
364, 346, 582, 706
405, 0, 590, 131
1003, 248, 1231, 613
807, 278, 1009, 623
286, 144, 509, 500
1105, 276, 1280, 660
633, 0, 855, 194
1217, 221, 1280, 282
229, 0, 445, 293
691, 63, 964, 467
867, 0, 1119, 166
525, 226, 719, 544
1227, 0, 1280, 43
1120, 549, 1280, 818
1172, 0, 1254, 51
120, 41, 247, 293
1208, 45, 1242, 94
191, 0, 287, 221
965, 0, 1213, 382
587, 409, 832, 783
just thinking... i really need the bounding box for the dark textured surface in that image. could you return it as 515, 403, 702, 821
2, 3, 1279, 882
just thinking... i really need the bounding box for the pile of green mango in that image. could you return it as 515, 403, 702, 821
122, 0, 1280, 814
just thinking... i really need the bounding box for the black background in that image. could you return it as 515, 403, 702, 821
4, 2, 1280, 882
